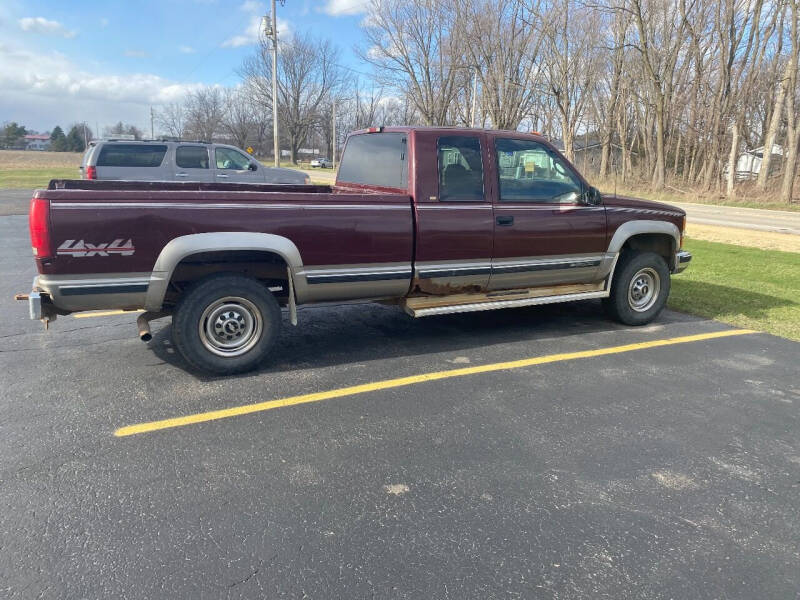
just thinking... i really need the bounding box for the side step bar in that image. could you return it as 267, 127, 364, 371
402, 282, 608, 318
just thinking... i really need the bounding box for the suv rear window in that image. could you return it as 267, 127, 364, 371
337, 133, 407, 189
96, 144, 167, 168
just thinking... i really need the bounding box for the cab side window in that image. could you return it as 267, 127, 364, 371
216, 147, 251, 170
437, 136, 484, 201
496, 138, 582, 203
176, 146, 209, 169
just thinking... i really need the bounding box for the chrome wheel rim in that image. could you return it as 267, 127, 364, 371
627, 268, 660, 312
199, 296, 263, 357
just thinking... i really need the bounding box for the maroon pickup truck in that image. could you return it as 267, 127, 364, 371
20, 127, 691, 374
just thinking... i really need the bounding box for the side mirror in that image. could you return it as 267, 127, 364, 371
586, 186, 602, 205
248, 162, 258, 171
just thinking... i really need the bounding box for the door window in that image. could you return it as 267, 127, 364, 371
176, 146, 210, 169
495, 138, 582, 203
437, 136, 484, 201
215, 147, 252, 170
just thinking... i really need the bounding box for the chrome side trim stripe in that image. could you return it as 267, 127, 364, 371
52, 202, 409, 211
492, 258, 601, 274
306, 270, 412, 284
418, 266, 492, 278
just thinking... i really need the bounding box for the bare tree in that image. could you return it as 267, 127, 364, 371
222, 87, 258, 149
360, 0, 463, 125
155, 102, 187, 139
243, 31, 342, 163
185, 86, 226, 142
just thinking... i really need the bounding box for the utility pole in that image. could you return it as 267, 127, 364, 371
332, 100, 336, 169
83, 122, 88, 147
150, 106, 154, 140
470, 68, 478, 128
263, 3, 280, 167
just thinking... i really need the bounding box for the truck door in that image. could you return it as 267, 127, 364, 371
489, 136, 607, 291
174, 145, 214, 182
412, 132, 494, 294
213, 146, 261, 183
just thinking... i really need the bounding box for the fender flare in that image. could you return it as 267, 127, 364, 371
607, 220, 680, 254
145, 232, 303, 311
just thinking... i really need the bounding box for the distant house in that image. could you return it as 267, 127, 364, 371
728, 144, 783, 181
24, 134, 51, 151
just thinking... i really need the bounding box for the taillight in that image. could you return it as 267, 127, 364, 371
29, 197, 53, 259
86, 165, 97, 180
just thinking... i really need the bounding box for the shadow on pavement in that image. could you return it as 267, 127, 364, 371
146, 299, 703, 380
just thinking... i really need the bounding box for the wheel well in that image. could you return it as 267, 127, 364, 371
166, 250, 290, 307
621, 233, 675, 264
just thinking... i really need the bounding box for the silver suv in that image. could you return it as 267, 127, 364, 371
80, 140, 310, 185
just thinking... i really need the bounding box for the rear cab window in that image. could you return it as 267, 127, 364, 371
337, 132, 407, 189
176, 146, 210, 169
96, 144, 167, 168
437, 136, 484, 201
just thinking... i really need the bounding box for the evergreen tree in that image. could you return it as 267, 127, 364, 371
2, 122, 27, 148
50, 126, 67, 152
66, 125, 85, 152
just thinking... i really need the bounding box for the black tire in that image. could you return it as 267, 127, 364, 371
603, 251, 670, 326
172, 274, 281, 375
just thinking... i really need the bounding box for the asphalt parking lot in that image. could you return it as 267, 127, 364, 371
1, 211, 799, 599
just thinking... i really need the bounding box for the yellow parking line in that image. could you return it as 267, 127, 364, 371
74, 310, 144, 319
114, 329, 757, 438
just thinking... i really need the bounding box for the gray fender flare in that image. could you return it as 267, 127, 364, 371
608, 220, 680, 253
145, 232, 303, 311
605, 220, 681, 274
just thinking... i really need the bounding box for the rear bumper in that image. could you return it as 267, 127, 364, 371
17, 277, 58, 322
674, 250, 692, 273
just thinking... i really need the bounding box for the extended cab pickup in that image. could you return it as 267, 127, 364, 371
20, 127, 691, 374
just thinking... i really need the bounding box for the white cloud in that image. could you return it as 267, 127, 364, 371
240, 0, 263, 12
0, 42, 203, 131
179, 45, 196, 54
18, 16, 77, 38
124, 50, 148, 58
222, 14, 291, 48
100, 18, 109, 28
322, 0, 369, 16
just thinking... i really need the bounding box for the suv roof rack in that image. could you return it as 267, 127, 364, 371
101, 138, 212, 144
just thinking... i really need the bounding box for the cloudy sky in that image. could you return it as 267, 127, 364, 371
0, 0, 371, 134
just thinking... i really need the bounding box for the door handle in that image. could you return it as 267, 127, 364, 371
496, 215, 514, 226
175, 173, 188, 177
216, 174, 229, 178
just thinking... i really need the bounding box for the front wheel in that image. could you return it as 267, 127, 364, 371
172, 274, 281, 375
604, 251, 670, 326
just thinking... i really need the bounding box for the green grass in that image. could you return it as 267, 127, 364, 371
669, 239, 800, 340
0, 167, 80, 189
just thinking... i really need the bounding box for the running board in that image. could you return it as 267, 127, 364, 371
402, 282, 608, 318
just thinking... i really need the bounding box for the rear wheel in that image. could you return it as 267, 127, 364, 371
604, 251, 670, 326
172, 274, 281, 375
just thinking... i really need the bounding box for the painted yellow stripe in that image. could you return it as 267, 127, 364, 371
114, 329, 757, 437
74, 309, 144, 319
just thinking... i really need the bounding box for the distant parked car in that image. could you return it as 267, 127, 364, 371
80, 140, 310, 185
310, 157, 332, 168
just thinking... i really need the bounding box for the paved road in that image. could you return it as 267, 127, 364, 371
670, 201, 800, 235
0, 189, 32, 216
2, 214, 799, 598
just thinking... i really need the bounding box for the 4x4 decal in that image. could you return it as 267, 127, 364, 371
57, 239, 135, 257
